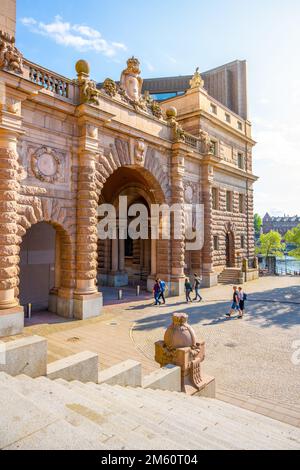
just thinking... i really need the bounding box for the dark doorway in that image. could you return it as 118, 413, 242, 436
226, 232, 234, 267
19, 222, 56, 311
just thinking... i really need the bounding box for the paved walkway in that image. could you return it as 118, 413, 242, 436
22, 276, 300, 427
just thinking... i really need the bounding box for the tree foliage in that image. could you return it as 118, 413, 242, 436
254, 213, 262, 237
256, 230, 285, 257
285, 224, 300, 258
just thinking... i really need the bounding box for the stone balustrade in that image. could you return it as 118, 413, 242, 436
23, 59, 74, 100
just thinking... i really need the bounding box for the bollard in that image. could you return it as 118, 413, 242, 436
136, 285, 140, 296
118, 289, 123, 300
28, 303, 32, 319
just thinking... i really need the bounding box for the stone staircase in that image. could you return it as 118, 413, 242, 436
218, 267, 244, 285
1, 371, 300, 450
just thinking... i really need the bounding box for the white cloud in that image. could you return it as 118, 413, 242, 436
21, 15, 127, 57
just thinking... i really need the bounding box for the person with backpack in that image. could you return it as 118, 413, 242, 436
238, 287, 247, 318
158, 279, 167, 305
226, 286, 240, 317
193, 273, 203, 302
185, 278, 193, 303
153, 279, 162, 306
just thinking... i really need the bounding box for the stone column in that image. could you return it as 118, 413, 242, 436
151, 238, 157, 276
201, 161, 218, 287
111, 233, 119, 272
0, 129, 24, 336
119, 238, 125, 272
74, 150, 103, 319
170, 147, 186, 295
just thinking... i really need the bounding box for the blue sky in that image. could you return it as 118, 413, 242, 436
16, 0, 300, 216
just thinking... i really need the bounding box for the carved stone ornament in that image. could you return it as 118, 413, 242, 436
102, 78, 118, 97
78, 77, 101, 106
199, 129, 212, 154
134, 139, 146, 166
0, 30, 23, 75
184, 185, 194, 203
189, 67, 204, 89
31, 146, 63, 183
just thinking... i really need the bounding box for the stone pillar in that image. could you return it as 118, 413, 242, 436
201, 161, 218, 287
151, 238, 157, 276
111, 234, 119, 273
0, 129, 24, 336
118, 237, 125, 272
170, 147, 186, 295
74, 150, 103, 319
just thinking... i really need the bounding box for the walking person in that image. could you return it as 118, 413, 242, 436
238, 286, 246, 318
158, 278, 167, 305
193, 273, 203, 302
226, 286, 240, 317
185, 277, 193, 303
153, 279, 162, 306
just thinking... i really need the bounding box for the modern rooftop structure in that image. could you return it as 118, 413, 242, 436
142, 60, 248, 120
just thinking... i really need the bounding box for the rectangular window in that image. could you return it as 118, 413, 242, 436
210, 140, 217, 156
238, 153, 244, 169
214, 235, 219, 251
237, 121, 243, 131
212, 187, 219, 210
226, 191, 233, 212
239, 194, 245, 213
225, 113, 231, 123
210, 103, 217, 114
241, 235, 245, 249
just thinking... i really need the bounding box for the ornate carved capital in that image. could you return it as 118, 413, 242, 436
0, 31, 23, 75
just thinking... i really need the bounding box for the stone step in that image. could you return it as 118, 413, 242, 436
65, 381, 219, 450
143, 389, 300, 447
28, 376, 163, 450
130, 387, 300, 449
93, 384, 279, 450
1, 371, 299, 450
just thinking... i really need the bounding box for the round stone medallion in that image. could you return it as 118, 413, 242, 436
184, 185, 193, 203
37, 152, 57, 177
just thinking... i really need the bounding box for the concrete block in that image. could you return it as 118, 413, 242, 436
98, 360, 142, 387
0, 306, 24, 338
73, 293, 103, 320
143, 365, 181, 392
0, 335, 47, 378
47, 351, 99, 383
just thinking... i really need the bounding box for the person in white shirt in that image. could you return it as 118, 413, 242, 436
238, 287, 245, 318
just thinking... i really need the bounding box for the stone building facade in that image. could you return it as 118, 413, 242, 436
0, 1, 258, 337
262, 213, 300, 236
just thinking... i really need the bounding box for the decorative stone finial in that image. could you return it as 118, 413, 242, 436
75, 59, 90, 77
164, 312, 197, 349
189, 67, 204, 89
166, 106, 177, 119
155, 312, 215, 396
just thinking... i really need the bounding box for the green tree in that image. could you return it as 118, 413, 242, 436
256, 231, 285, 257
285, 225, 300, 258
254, 213, 262, 237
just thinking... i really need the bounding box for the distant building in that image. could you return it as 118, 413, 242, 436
262, 213, 300, 235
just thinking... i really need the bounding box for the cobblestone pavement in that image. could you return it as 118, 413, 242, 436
130, 277, 300, 408
23, 276, 300, 422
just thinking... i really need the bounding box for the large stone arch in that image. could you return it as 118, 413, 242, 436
96, 140, 170, 203
95, 157, 170, 289
16, 196, 76, 309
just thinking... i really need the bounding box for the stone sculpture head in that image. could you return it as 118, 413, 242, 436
120, 57, 143, 102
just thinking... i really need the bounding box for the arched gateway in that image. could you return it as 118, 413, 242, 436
0, 30, 258, 337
